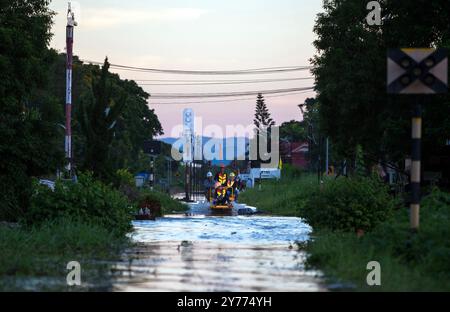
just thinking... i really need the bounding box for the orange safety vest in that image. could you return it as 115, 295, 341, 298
217, 173, 227, 185
216, 188, 226, 197
227, 180, 235, 188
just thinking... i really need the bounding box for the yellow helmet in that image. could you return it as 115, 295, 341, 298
229, 172, 236, 178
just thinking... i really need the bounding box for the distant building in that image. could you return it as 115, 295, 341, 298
280, 141, 309, 169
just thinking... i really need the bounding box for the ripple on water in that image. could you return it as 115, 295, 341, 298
130, 216, 312, 245
113, 214, 325, 292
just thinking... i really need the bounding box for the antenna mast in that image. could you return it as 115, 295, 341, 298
65, 2, 77, 176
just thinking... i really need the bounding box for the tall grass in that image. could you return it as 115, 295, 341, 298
306, 189, 450, 291
240, 165, 450, 291
138, 190, 188, 214
239, 170, 317, 216
0, 218, 129, 290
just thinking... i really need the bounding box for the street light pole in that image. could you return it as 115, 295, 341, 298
326, 137, 329, 175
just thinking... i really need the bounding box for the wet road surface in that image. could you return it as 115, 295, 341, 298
111, 205, 325, 292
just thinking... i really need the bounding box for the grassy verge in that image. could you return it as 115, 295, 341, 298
239, 173, 316, 216
138, 189, 188, 215
153, 191, 188, 214
306, 189, 450, 291
0, 218, 130, 291
240, 167, 450, 291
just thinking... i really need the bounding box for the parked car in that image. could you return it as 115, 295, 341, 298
39, 179, 55, 191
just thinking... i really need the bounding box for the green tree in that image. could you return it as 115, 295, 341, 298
79, 58, 127, 180
252, 93, 276, 166
279, 120, 306, 142
0, 0, 57, 221
254, 93, 275, 130
45, 54, 163, 177
312, 0, 450, 167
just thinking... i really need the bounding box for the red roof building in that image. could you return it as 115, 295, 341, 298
280, 141, 309, 169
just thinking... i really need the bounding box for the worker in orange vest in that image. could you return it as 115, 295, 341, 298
214, 164, 228, 187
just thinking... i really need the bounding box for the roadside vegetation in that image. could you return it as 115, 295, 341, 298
306, 189, 450, 291
0, 1, 188, 290
0, 218, 128, 291
0, 171, 186, 291
241, 166, 450, 291
239, 165, 316, 216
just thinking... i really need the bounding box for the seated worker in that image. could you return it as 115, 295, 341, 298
214, 164, 228, 187
214, 185, 228, 206
226, 172, 239, 202
203, 172, 215, 202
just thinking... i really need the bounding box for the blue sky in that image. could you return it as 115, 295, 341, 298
49, 0, 322, 137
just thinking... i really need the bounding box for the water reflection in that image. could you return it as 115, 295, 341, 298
112, 215, 325, 292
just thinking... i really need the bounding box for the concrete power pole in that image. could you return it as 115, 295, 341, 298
65, 3, 77, 177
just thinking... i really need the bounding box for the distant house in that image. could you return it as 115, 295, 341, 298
280, 141, 309, 169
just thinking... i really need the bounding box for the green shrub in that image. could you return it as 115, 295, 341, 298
239, 174, 317, 216
137, 190, 188, 215
0, 217, 130, 290
302, 176, 397, 232
376, 189, 450, 274
305, 189, 450, 291
25, 173, 134, 235
282, 164, 305, 179
114, 169, 135, 188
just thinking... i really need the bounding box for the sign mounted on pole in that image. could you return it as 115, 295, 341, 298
387, 48, 448, 232
387, 48, 448, 94
183, 108, 194, 163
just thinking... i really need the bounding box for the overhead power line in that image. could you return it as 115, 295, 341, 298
149, 90, 315, 105
149, 87, 314, 99
137, 77, 314, 86
82, 59, 312, 75
134, 78, 312, 83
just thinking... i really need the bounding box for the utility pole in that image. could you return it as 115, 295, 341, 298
150, 156, 154, 191
317, 136, 322, 185
65, 3, 77, 177
325, 137, 329, 175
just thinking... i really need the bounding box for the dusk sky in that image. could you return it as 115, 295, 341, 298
49, 0, 321, 138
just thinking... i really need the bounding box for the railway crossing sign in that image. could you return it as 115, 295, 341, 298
387, 48, 448, 94
387, 48, 448, 232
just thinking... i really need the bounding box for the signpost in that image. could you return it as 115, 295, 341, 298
183, 108, 194, 163
387, 48, 448, 231
143, 140, 162, 191
182, 109, 195, 200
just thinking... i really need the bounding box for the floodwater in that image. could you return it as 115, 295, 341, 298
111, 202, 325, 292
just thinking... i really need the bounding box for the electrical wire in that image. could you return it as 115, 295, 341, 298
81, 59, 312, 75
149, 87, 313, 99
136, 77, 314, 86
148, 90, 315, 105
134, 78, 312, 83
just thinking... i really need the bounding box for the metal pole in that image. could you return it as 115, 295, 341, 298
326, 137, 329, 175
185, 163, 189, 201
318, 136, 322, 185
410, 99, 422, 231
190, 162, 193, 201
150, 156, 154, 191
167, 159, 170, 192
65, 3, 76, 176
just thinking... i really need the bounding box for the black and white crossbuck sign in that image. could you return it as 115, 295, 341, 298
387, 48, 448, 94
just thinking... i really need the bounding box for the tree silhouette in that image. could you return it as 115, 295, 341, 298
254, 93, 275, 130
252, 93, 276, 166
80, 58, 127, 180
